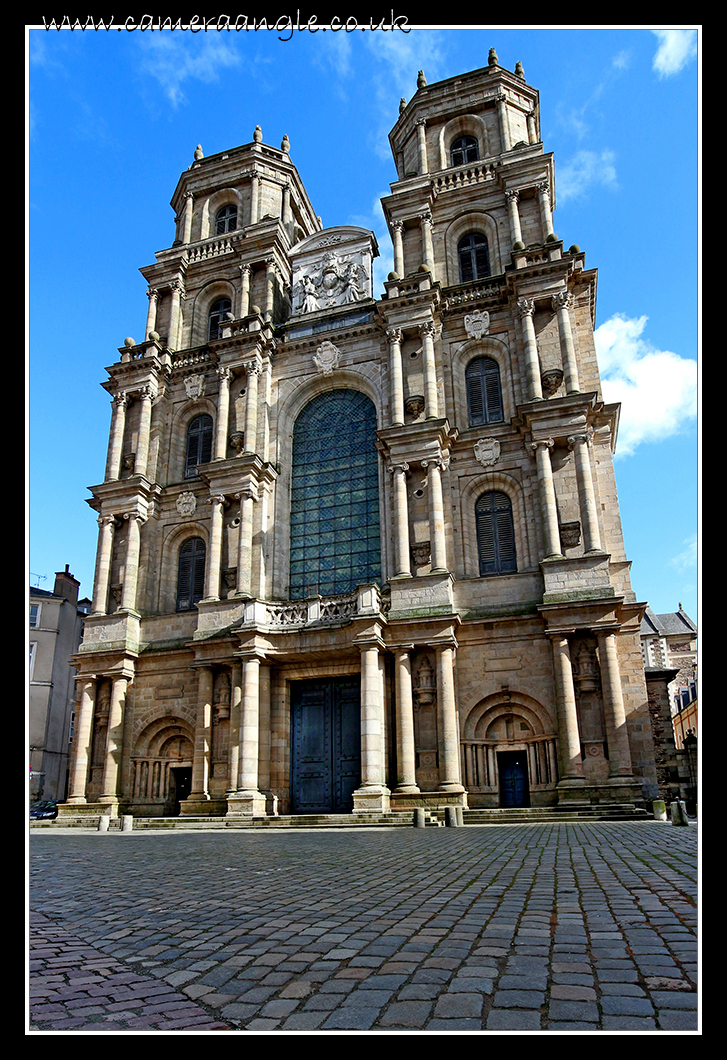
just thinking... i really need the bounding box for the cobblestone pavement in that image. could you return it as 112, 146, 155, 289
28, 822, 698, 1033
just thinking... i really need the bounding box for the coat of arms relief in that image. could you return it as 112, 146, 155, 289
294, 249, 370, 314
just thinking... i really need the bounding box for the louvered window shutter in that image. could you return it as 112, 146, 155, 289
466, 357, 503, 426
476, 492, 517, 575
177, 538, 206, 611
185, 415, 214, 478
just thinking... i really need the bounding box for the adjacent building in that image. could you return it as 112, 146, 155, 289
29, 567, 91, 802
62, 52, 660, 822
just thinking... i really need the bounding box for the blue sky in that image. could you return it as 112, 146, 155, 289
27, 24, 699, 623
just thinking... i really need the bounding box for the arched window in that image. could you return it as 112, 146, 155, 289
176, 537, 206, 611
476, 491, 517, 575
458, 232, 490, 283
215, 204, 237, 235
290, 389, 381, 599
466, 356, 504, 426
451, 135, 479, 167
185, 414, 213, 478
208, 298, 231, 341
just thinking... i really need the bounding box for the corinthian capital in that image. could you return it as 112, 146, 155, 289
517, 297, 535, 318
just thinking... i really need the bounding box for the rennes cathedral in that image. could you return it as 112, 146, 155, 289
63, 52, 662, 824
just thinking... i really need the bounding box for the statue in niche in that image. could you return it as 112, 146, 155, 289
573, 640, 606, 749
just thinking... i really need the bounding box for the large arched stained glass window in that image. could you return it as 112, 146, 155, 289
290, 389, 381, 599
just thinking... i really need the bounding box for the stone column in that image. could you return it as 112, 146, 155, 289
239, 263, 251, 318
597, 629, 635, 777
387, 328, 405, 426
99, 674, 128, 807
145, 288, 158, 341
214, 367, 231, 460
531, 440, 562, 558
496, 93, 511, 152
189, 665, 213, 801
91, 515, 116, 616
134, 385, 154, 480
420, 211, 435, 276
243, 357, 261, 454
168, 280, 183, 351
120, 512, 144, 612
234, 487, 255, 597
527, 110, 538, 144
204, 494, 226, 601
388, 462, 411, 577
394, 648, 419, 793
391, 220, 404, 277
436, 644, 464, 793
416, 118, 428, 174
505, 189, 523, 248
568, 431, 602, 553
281, 181, 291, 233
423, 457, 448, 573
66, 677, 96, 803
419, 320, 439, 418
182, 191, 194, 244
264, 258, 276, 322
229, 653, 266, 815
227, 661, 243, 796
250, 168, 260, 225
536, 181, 556, 242
517, 298, 543, 401
354, 640, 390, 812
105, 393, 128, 482
550, 633, 585, 784
552, 292, 580, 393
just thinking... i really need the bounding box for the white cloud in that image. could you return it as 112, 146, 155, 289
557, 149, 618, 203
594, 313, 698, 457
652, 30, 698, 78
669, 534, 698, 572
135, 35, 243, 107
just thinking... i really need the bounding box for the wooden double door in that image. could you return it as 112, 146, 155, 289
290, 677, 361, 814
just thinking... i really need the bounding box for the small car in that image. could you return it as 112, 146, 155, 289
30, 800, 58, 820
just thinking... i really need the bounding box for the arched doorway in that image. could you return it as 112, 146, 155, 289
131, 719, 195, 816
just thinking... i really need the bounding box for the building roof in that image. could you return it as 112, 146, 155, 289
640, 605, 697, 638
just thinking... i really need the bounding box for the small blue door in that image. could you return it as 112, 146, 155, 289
498, 751, 530, 808
291, 677, 361, 813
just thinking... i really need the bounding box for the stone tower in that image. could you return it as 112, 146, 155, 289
63, 54, 658, 822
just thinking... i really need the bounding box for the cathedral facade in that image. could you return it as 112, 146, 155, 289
63, 53, 659, 821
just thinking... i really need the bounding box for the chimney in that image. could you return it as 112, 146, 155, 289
53, 564, 80, 605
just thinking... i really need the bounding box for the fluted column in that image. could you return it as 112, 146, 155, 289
536, 181, 556, 242
65, 677, 96, 803
234, 486, 255, 597
391, 220, 404, 277
531, 440, 562, 559
120, 512, 144, 611
388, 462, 411, 577
134, 385, 154, 479
437, 644, 464, 793
496, 92, 511, 151
423, 457, 448, 573
394, 648, 418, 793
239, 263, 251, 318
250, 168, 260, 225
552, 292, 580, 392
550, 634, 584, 782
99, 674, 129, 805
204, 494, 226, 600
227, 661, 242, 796
420, 210, 435, 276
243, 358, 261, 453
517, 298, 543, 401
264, 258, 276, 322
416, 118, 428, 174
190, 665, 213, 800
145, 288, 158, 341
214, 367, 231, 460
505, 189, 523, 248
597, 629, 634, 778
168, 280, 183, 351
182, 191, 194, 244
105, 393, 128, 482
419, 320, 439, 418
387, 328, 404, 426
91, 515, 116, 615
568, 431, 602, 553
